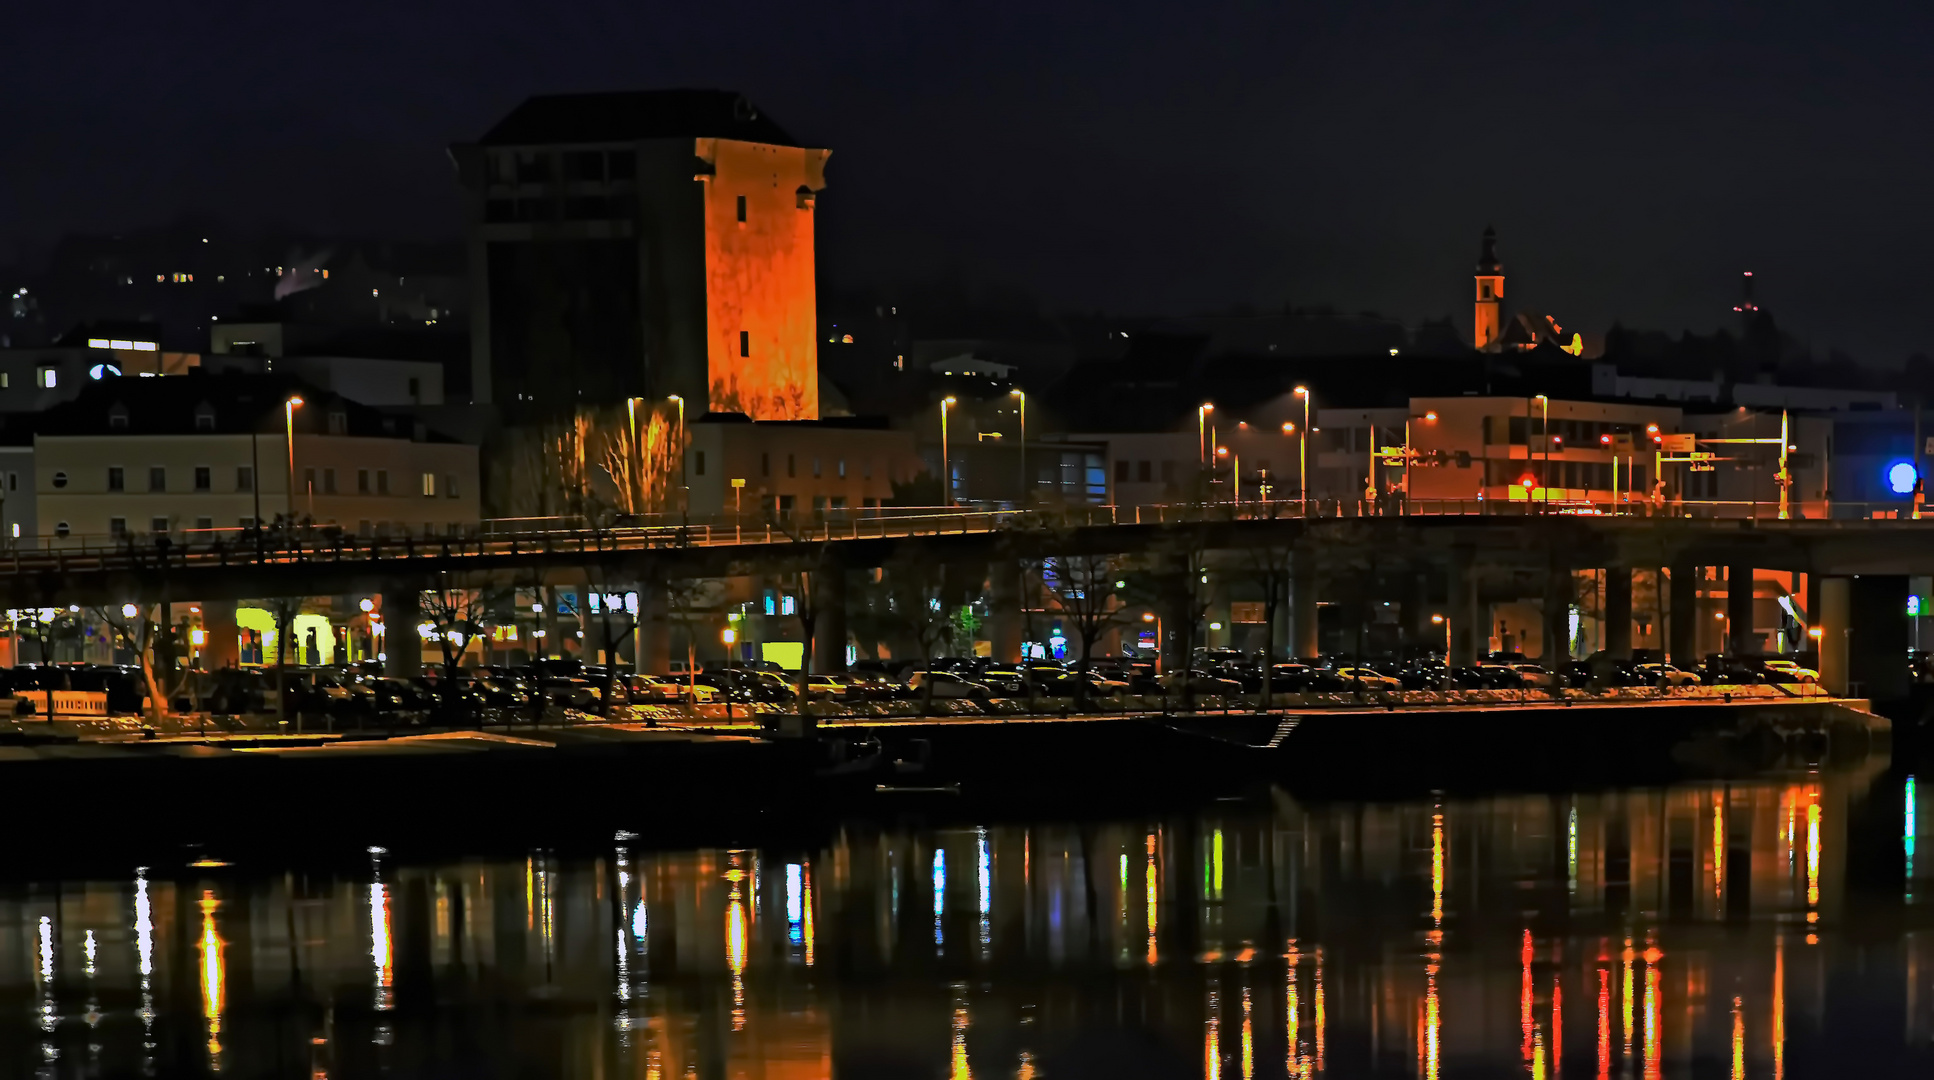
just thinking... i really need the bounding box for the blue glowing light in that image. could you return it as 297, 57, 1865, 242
785, 863, 804, 944
1888, 461, 1919, 495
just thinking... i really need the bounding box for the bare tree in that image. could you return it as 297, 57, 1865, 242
882, 551, 957, 714
584, 583, 641, 719
95, 604, 173, 723
1041, 552, 1134, 701
1237, 545, 1296, 707
421, 575, 494, 719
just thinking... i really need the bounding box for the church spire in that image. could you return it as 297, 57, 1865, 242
1473, 227, 1504, 352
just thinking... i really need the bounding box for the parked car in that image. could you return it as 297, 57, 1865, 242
1757, 659, 1819, 684
974, 669, 1029, 695
1507, 664, 1560, 688
907, 670, 993, 699
1324, 667, 1402, 692
1634, 663, 1702, 686
1157, 670, 1246, 696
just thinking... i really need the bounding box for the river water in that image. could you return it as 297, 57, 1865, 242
0, 758, 1928, 1077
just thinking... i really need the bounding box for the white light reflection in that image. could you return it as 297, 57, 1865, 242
934, 847, 947, 951
977, 830, 991, 956
371, 882, 394, 1010
633, 898, 649, 941
37, 914, 58, 1071
1567, 802, 1578, 897
786, 862, 805, 949
135, 869, 155, 1071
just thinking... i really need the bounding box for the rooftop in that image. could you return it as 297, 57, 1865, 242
478, 90, 805, 148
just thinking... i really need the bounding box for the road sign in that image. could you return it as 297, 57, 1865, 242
1689, 451, 1716, 463
1660, 434, 1696, 453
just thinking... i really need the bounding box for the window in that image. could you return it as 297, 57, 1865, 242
36, 367, 55, 389
608, 151, 635, 179
760, 452, 770, 477
812, 457, 821, 478
324, 468, 337, 494
694, 450, 706, 476
421, 472, 436, 497
837, 458, 846, 479
736, 194, 747, 223
195, 409, 214, 432
110, 409, 128, 430
787, 453, 796, 478
5, 473, 12, 491
110, 517, 126, 538
148, 466, 164, 492
51, 471, 67, 489
1138, 460, 1152, 483
740, 330, 750, 357
445, 475, 459, 498
563, 149, 605, 182
1161, 461, 1176, 483
377, 470, 389, 495
194, 466, 210, 492
328, 411, 347, 435
358, 520, 373, 538
107, 467, 124, 492
863, 458, 873, 479
54, 521, 68, 538
1115, 460, 1129, 482
304, 467, 316, 493
236, 466, 253, 492
407, 378, 420, 401
0, 373, 8, 388
239, 517, 257, 529
830, 495, 847, 510
358, 469, 370, 494
778, 494, 795, 519
194, 516, 213, 532
150, 517, 168, 534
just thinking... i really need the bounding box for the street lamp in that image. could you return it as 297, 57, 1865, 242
941, 396, 958, 505
1217, 445, 1239, 503
668, 394, 687, 516
1198, 403, 1214, 466
1010, 388, 1027, 505
1533, 394, 1549, 511
1294, 387, 1311, 516
284, 395, 303, 527
625, 396, 644, 513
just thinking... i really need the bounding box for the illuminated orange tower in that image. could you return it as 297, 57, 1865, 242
1474, 226, 1504, 352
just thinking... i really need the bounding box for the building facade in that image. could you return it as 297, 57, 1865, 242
684, 416, 917, 519
452, 90, 828, 421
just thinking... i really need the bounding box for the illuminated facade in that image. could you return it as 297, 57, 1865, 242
454, 90, 828, 421
1474, 227, 1504, 352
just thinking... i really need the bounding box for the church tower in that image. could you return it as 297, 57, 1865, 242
1473, 226, 1504, 352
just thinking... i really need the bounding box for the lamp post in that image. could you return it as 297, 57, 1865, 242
1534, 394, 1549, 511
1216, 446, 1239, 503
283, 395, 303, 528
1010, 388, 1027, 505
1294, 386, 1311, 516
941, 396, 958, 506
668, 394, 686, 516
625, 396, 643, 514
1198, 403, 1214, 467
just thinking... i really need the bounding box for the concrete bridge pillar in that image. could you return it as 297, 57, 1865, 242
383, 585, 422, 678
202, 599, 240, 670
1668, 562, 1698, 666
812, 565, 849, 673
637, 579, 671, 676
1851, 575, 1911, 702
1727, 564, 1756, 655
1157, 564, 1194, 674
1291, 546, 1319, 660
1818, 576, 1850, 696
1603, 566, 1633, 659
1542, 565, 1572, 663
987, 565, 1024, 664
1449, 546, 1479, 667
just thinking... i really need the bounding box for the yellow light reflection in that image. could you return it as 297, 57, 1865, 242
1531, 1029, 1547, 1080
1212, 827, 1224, 899
1240, 987, 1253, 1080
952, 992, 972, 1080
1286, 943, 1301, 1078
371, 882, 393, 1010
727, 857, 748, 1031
1314, 953, 1326, 1072
1431, 813, 1445, 926
1521, 929, 1535, 1062
1714, 792, 1726, 903
198, 891, 225, 1070
1773, 933, 1786, 1080
1597, 967, 1611, 1080
1147, 832, 1159, 966
1731, 994, 1745, 1080
1423, 960, 1440, 1080
1621, 940, 1635, 1057
803, 861, 816, 967
1205, 987, 1220, 1080
1642, 953, 1661, 1080
1806, 796, 1822, 909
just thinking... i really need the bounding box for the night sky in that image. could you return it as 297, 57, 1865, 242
5, 0, 1930, 361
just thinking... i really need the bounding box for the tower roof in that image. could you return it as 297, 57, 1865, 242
1475, 226, 1502, 275
478, 89, 806, 148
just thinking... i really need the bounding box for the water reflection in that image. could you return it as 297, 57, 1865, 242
1, 761, 1930, 1076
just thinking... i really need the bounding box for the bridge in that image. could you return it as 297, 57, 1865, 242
9, 498, 1930, 698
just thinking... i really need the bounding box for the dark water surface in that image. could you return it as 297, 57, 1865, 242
3, 759, 1930, 1078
